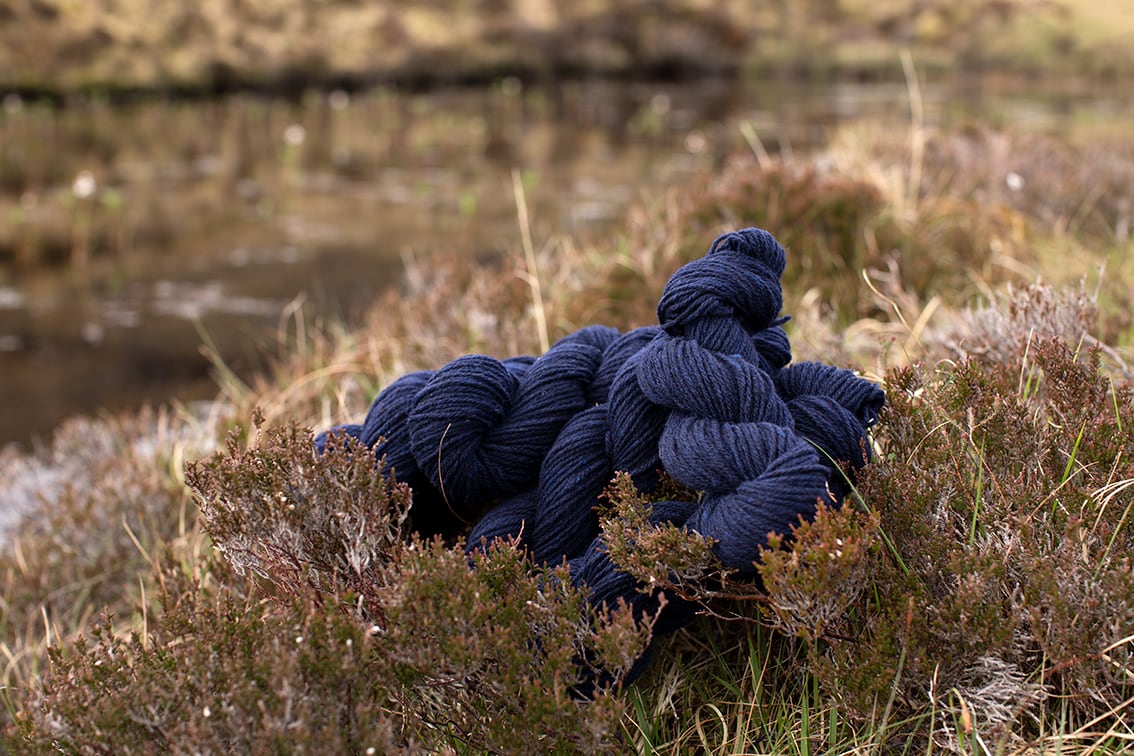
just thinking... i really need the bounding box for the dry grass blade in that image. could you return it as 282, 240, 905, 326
512, 168, 550, 354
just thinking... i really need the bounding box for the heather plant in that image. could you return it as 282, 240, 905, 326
760, 340, 1130, 748
16, 546, 642, 753
185, 411, 413, 616
0, 408, 215, 733
593, 334, 1133, 751
182, 417, 643, 752
16, 560, 410, 754
930, 280, 1101, 364
868, 340, 1133, 743
597, 472, 721, 601
9, 416, 648, 752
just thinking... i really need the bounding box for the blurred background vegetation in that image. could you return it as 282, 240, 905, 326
2, 0, 1133, 94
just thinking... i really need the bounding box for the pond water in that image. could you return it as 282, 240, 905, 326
0, 76, 1129, 449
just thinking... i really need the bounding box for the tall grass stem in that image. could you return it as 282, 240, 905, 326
900, 48, 924, 212
512, 168, 550, 354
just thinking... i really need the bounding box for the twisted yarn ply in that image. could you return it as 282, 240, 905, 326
315, 227, 885, 683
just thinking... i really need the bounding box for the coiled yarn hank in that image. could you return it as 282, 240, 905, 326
315, 227, 885, 684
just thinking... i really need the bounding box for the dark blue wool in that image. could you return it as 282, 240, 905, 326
314, 227, 885, 684
636, 337, 793, 425
529, 405, 611, 564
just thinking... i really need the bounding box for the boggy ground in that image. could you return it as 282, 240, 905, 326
2, 113, 1133, 751
4, 0, 1134, 95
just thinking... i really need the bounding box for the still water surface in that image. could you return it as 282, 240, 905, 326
0, 77, 1128, 449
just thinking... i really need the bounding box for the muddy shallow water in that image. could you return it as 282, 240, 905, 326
0, 77, 1128, 449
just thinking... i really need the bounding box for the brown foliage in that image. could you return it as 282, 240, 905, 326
13, 417, 650, 752
596, 335, 1133, 748
763, 339, 1134, 744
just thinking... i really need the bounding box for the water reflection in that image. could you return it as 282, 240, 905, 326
0, 77, 1129, 448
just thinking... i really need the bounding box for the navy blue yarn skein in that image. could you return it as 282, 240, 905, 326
314, 227, 885, 685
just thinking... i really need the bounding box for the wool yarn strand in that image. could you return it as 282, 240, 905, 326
315, 227, 885, 684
